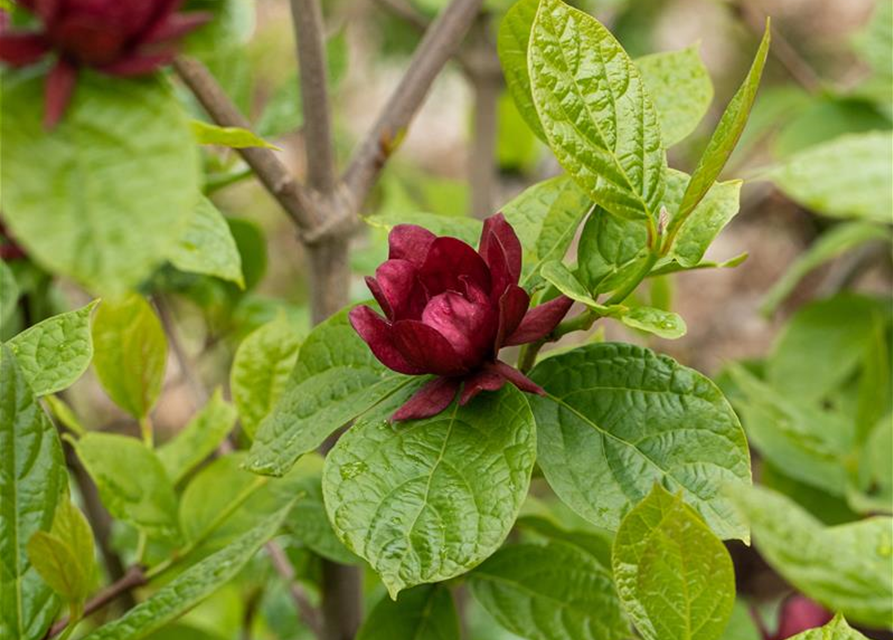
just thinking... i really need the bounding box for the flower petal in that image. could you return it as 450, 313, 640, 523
388, 224, 436, 267
43, 59, 77, 129
419, 236, 491, 296
421, 290, 496, 368
491, 360, 544, 396
496, 285, 530, 349
479, 213, 522, 284
504, 295, 574, 346
459, 368, 506, 406
392, 320, 467, 377
99, 51, 174, 76
348, 306, 424, 375
368, 259, 426, 321
392, 377, 460, 421
0, 32, 49, 67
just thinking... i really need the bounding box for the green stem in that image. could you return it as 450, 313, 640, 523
139, 415, 153, 448
57, 599, 84, 640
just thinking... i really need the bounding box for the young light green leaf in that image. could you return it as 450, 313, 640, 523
358, 585, 459, 640
75, 433, 179, 540
761, 222, 891, 315
156, 389, 237, 484
0, 347, 67, 640
731, 485, 892, 628
82, 502, 294, 640
636, 44, 714, 147
230, 315, 302, 439
541, 260, 603, 309
786, 614, 868, 640
671, 23, 769, 231
190, 120, 280, 150
578, 208, 650, 295
363, 211, 482, 247
768, 131, 893, 223
170, 198, 245, 288
498, 0, 546, 141
529, 0, 666, 221
1, 73, 200, 297
324, 385, 537, 598
91, 294, 167, 419
529, 342, 751, 541
245, 306, 417, 477
650, 253, 748, 277
620, 306, 687, 339
613, 485, 735, 640
0, 261, 19, 326
5, 300, 99, 396
26, 500, 95, 604
469, 541, 628, 640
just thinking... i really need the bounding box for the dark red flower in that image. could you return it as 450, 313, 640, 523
753, 595, 834, 640
350, 213, 573, 421
0, 0, 210, 127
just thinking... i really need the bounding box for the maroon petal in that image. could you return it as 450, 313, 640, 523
484, 231, 514, 300
389, 224, 437, 267
421, 291, 496, 367
392, 320, 468, 377
44, 59, 77, 129
419, 236, 491, 296
491, 360, 544, 395
368, 259, 426, 321
349, 306, 425, 375
392, 377, 460, 421
143, 11, 211, 44
99, 51, 174, 76
479, 213, 522, 284
459, 368, 506, 405
496, 285, 530, 349
774, 596, 833, 640
0, 32, 50, 67
504, 295, 574, 346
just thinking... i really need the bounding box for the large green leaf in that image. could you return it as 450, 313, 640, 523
0, 72, 200, 297
230, 315, 302, 439
768, 131, 893, 223
0, 347, 66, 640
612, 485, 735, 640
469, 541, 628, 640
731, 486, 892, 629
636, 45, 714, 147
323, 385, 537, 597
91, 294, 167, 419
529, 0, 666, 221
529, 343, 751, 541
577, 208, 650, 294
170, 198, 244, 288
245, 306, 416, 477
670, 23, 769, 233
82, 502, 294, 640
787, 615, 868, 640
75, 433, 179, 540
0, 261, 19, 327
357, 585, 459, 640
5, 300, 98, 396
156, 389, 237, 484
498, 0, 547, 141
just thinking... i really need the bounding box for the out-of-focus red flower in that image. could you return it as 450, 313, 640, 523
753, 595, 834, 640
0, 0, 210, 127
350, 213, 573, 421
0, 219, 26, 261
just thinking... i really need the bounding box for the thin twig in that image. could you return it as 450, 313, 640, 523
267, 542, 325, 637
154, 296, 208, 407
46, 567, 147, 638
172, 56, 320, 231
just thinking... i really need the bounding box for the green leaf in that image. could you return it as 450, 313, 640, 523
636, 44, 714, 147
0, 261, 19, 327
82, 502, 294, 640
515, 516, 614, 568
230, 315, 302, 439
323, 385, 537, 597
650, 253, 748, 277
578, 208, 650, 295
852, 0, 892, 107
786, 614, 868, 640
1, 72, 200, 297
91, 294, 167, 419
156, 389, 237, 485
498, 0, 547, 141
363, 211, 482, 247
768, 131, 893, 223
170, 198, 245, 288
613, 485, 735, 640
74, 433, 179, 540
0, 347, 66, 640
620, 306, 687, 339
26, 500, 95, 604
529, 342, 751, 541
358, 585, 459, 640
731, 485, 892, 629
529, 0, 666, 221
502, 176, 593, 286
540, 260, 603, 309
851, 416, 893, 515
671, 23, 769, 231
761, 222, 891, 314
245, 306, 416, 477
5, 300, 99, 396
469, 541, 628, 640
721, 601, 761, 640
190, 120, 279, 150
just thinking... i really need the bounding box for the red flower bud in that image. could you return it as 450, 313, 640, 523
350, 213, 573, 421
0, 0, 210, 126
